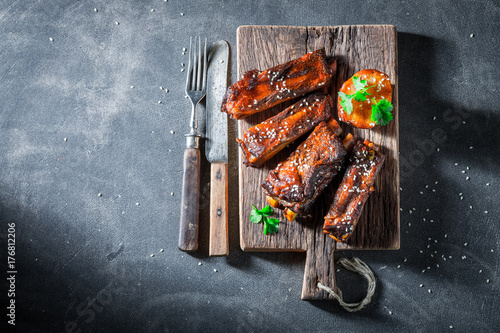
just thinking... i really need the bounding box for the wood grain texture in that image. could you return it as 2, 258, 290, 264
178, 148, 201, 252
209, 162, 229, 256
237, 25, 399, 300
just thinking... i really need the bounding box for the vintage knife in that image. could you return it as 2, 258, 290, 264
206, 40, 229, 256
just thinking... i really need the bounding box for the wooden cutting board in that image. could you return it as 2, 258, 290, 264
237, 25, 400, 300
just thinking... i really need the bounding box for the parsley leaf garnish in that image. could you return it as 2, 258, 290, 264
249, 205, 263, 224
339, 76, 374, 115
353, 76, 368, 90
371, 98, 393, 126
338, 92, 353, 115
249, 204, 280, 235
264, 217, 280, 234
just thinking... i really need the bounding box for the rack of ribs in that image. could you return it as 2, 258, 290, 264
237, 92, 333, 167
222, 49, 336, 119
261, 119, 346, 222
323, 140, 385, 242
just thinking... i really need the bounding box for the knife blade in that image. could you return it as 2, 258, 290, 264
206, 40, 229, 256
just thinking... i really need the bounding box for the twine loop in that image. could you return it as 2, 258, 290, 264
317, 257, 376, 312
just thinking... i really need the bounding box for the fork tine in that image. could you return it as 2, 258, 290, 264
186, 37, 193, 91
193, 37, 199, 91
196, 37, 202, 91
202, 38, 207, 92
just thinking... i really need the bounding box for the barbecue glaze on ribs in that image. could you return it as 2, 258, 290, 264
323, 140, 385, 242
222, 49, 336, 119
237, 92, 333, 167
262, 119, 346, 221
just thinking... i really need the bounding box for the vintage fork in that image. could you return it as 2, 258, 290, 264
179, 37, 207, 252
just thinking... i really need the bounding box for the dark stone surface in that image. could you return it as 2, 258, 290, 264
1, 0, 499, 332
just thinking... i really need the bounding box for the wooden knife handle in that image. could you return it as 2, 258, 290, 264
209, 162, 228, 256
178, 148, 201, 252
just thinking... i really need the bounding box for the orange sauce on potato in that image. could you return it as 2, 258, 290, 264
337, 69, 392, 129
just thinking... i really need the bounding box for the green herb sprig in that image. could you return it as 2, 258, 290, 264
370, 98, 393, 126
338, 75, 394, 126
338, 76, 374, 115
250, 204, 280, 235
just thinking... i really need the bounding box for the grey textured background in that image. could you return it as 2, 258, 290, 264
1, 0, 499, 332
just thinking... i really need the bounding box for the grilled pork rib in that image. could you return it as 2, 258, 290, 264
222, 49, 336, 119
323, 140, 385, 242
237, 92, 334, 167
262, 119, 346, 221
